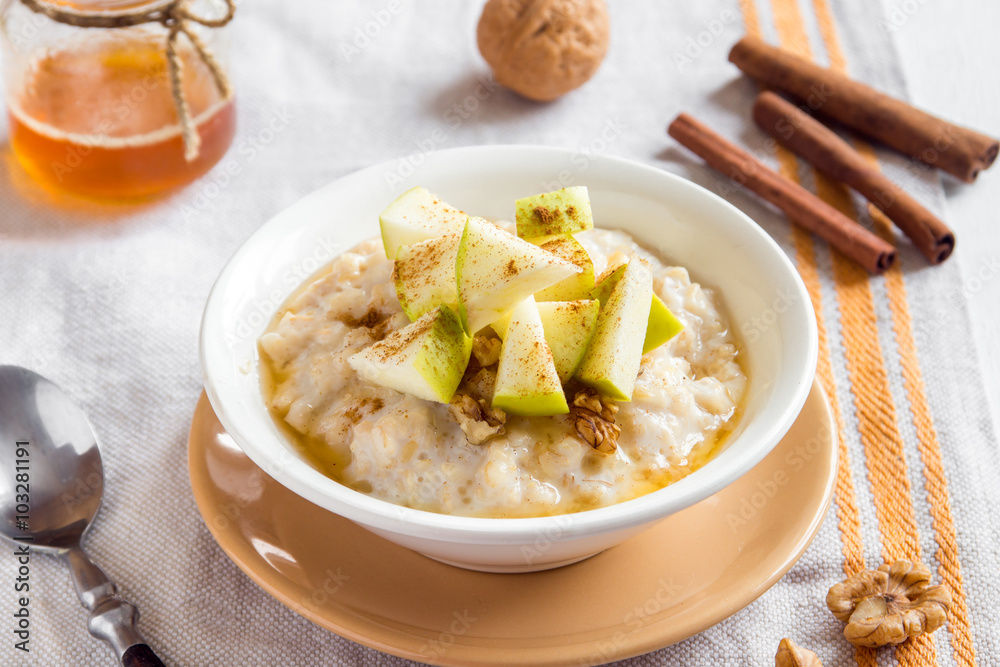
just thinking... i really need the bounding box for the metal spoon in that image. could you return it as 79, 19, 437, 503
0, 366, 165, 666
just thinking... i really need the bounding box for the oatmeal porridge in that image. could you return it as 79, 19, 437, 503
260, 220, 746, 518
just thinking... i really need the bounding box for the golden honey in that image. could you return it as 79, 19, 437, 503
8, 33, 235, 200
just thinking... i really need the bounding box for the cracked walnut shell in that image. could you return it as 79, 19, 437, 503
774, 638, 822, 667
826, 559, 952, 648
477, 0, 610, 102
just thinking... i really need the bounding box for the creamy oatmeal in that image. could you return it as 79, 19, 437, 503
259, 227, 746, 518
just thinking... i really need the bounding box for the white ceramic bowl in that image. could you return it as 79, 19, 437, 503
200, 145, 817, 573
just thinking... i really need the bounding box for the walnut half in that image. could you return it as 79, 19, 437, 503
472, 335, 502, 367
448, 392, 507, 445
775, 638, 822, 667
826, 560, 952, 648
571, 388, 620, 453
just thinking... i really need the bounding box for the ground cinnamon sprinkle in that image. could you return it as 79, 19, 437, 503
343, 407, 361, 425
342, 396, 386, 426
369, 319, 392, 341
393, 234, 456, 292
338, 308, 385, 329
533, 205, 555, 225
370, 316, 433, 362
335, 308, 394, 341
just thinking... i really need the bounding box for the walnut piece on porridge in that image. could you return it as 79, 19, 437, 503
571, 388, 620, 453
826, 560, 951, 648
449, 392, 507, 445
472, 335, 502, 367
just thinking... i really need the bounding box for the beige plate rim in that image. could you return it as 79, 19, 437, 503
188, 380, 837, 666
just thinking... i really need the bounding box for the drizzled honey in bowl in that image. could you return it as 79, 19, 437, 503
8, 31, 235, 200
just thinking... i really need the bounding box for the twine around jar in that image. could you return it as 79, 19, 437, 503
18, 0, 236, 161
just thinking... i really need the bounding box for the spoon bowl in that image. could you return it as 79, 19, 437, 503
0, 366, 164, 667
0, 366, 103, 549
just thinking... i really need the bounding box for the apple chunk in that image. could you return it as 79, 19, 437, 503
457, 217, 581, 334
532, 235, 596, 302
536, 300, 600, 383
393, 232, 461, 321
591, 263, 627, 306
347, 306, 471, 403
515, 186, 594, 239
493, 297, 569, 416
591, 262, 684, 355
575, 260, 653, 401
643, 294, 684, 354
492, 299, 600, 384
380, 187, 467, 259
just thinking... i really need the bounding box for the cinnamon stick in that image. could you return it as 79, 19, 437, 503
753, 91, 955, 264
667, 113, 896, 274
729, 36, 999, 183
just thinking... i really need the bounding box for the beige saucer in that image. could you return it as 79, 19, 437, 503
188, 381, 836, 666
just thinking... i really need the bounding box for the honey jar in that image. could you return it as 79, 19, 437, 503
0, 0, 236, 200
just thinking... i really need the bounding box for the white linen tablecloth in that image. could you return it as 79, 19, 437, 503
1, 1, 998, 665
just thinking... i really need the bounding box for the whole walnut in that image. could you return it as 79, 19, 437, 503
477, 0, 610, 102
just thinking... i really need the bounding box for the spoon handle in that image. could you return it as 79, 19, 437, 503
64, 547, 166, 667
122, 644, 166, 667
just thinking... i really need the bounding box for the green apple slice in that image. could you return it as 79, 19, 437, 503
643, 293, 684, 354
515, 186, 594, 239
492, 297, 569, 416
347, 306, 471, 403
393, 232, 461, 321
490, 311, 513, 339
535, 300, 600, 383
379, 187, 467, 259
457, 217, 581, 334
492, 299, 601, 383
591, 262, 684, 354
591, 263, 628, 306
532, 235, 596, 302
575, 260, 653, 401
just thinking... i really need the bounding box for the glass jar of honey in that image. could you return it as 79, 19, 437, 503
0, 0, 236, 200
